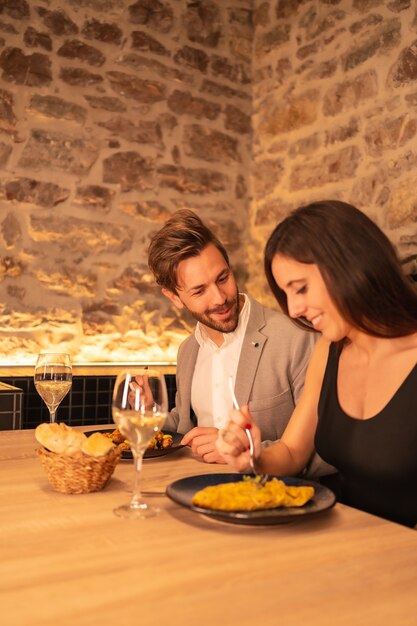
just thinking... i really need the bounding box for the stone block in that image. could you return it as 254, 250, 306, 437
364, 115, 417, 156
35, 266, 97, 298
387, 0, 411, 11
253, 159, 284, 199
57, 39, 106, 67
119, 200, 170, 223
81, 18, 123, 45
5, 177, 70, 207
157, 164, 228, 194
290, 133, 322, 158
255, 24, 290, 57
60, 67, 103, 86
0, 141, 12, 167
74, 185, 115, 212
184, 0, 222, 48
0, 255, 24, 278
118, 52, 193, 84
325, 117, 360, 145
323, 70, 378, 116
23, 27, 52, 51
18, 130, 99, 176
1, 212, 21, 247
306, 59, 338, 80
106, 70, 166, 103
98, 116, 164, 148
254, 198, 295, 227
173, 45, 209, 73
201, 79, 250, 100
0, 21, 17, 34
131, 30, 170, 56
128, 0, 174, 33
276, 0, 311, 19
29, 95, 87, 123
102, 151, 155, 191
210, 55, 251, 85
258, 90, 319, 137
112, 263, 157, 291
0, 87, 16, 134
342, 19, 401, 72
84, 95, 126, 112
167, 90, 221, 120
290, 145, 361, 190
224, 104, 251, 134
350, 14, 383, 34
30, 214, 133, 255
388, 39, 417, 87
0, 47, 52, 86
36, 7, 78, 36
183, 124, 240, 164
0, 0, 29, 20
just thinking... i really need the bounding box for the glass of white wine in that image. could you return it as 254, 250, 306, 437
34, 353, 72, 423
112, 368, 168, 519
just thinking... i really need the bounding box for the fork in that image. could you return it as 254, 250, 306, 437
228, 377, 269, 486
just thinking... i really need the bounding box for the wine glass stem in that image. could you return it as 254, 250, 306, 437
131, 449, 144, 507
49, 409, 57, 423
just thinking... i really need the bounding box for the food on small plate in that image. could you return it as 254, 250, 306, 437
104, 428, 173, 451
192, 477, 315, 511
148, 430, 174, 450
35, 422, 114, 458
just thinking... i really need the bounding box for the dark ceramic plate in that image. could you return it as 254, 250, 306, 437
96, 429, 184, 459
166, 473, 336, 525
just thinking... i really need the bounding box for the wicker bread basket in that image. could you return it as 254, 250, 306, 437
38, 445, 121, 494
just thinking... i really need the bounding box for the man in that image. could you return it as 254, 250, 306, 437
148, 209, 327, 474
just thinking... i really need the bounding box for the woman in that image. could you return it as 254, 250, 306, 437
217, 200, 417, 527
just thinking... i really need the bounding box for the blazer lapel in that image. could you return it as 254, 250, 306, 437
178, 335, 199, 428
235, 298, 267, 406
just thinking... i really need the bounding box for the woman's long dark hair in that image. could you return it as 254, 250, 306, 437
264, 200, 417, 338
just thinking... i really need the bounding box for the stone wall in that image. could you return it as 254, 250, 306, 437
249, 0, 417, 304
1, 0, 416, 366
0, 0, 252, 364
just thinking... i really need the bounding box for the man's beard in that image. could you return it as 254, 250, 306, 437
187, 290, 240, 334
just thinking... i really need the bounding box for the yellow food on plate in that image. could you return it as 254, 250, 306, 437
192, 478, 314, 511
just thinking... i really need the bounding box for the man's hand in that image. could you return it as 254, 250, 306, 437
128, 374, 154, 411
181, 427, 227, 464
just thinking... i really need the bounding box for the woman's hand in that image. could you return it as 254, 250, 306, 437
216, 405, 262, 472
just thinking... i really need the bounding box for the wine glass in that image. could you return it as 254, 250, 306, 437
112, 367, 168, 519
34, 353, 72, 423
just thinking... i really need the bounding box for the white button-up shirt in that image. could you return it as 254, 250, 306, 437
191, 294, 250, 429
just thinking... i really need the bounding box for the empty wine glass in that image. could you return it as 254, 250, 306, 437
34, 353, 72, 423
112, 367, 168, 519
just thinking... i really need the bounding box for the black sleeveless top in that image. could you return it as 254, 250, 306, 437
315, 343, 417, 527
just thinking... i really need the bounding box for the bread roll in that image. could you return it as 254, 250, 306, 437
81, 432, 114, 457
35, 422, 87, 456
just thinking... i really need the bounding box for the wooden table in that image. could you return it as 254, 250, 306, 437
1, 429, 416, 626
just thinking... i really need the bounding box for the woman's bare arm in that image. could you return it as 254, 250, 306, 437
217, 336, 330, 476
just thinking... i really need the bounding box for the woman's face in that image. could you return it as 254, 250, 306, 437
271, 253, 349, 342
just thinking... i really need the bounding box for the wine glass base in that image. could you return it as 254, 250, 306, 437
113, 502, 161, 519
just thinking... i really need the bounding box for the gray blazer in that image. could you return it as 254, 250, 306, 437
165, 297, 334, 477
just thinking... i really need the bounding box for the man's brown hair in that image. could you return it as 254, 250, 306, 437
148, 209, 229, 293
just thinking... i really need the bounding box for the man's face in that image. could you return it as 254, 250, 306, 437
163, 243, 240, 336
